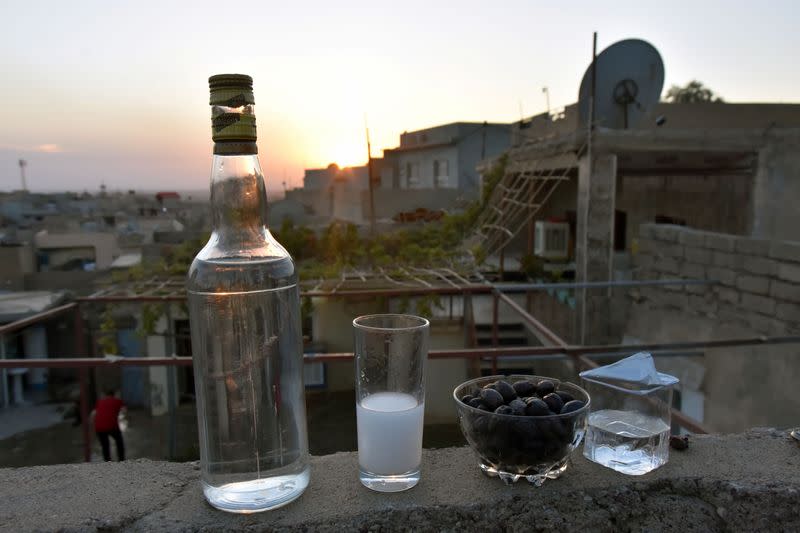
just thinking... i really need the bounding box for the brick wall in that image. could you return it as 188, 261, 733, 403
633, 223, 800, 335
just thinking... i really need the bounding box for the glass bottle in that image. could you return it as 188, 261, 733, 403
187, 74, 310, 513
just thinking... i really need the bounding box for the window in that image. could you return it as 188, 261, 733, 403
433, 159, 450, 188
406, 162, 420, 188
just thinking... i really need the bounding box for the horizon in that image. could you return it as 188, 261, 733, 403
1, 0, 798, 194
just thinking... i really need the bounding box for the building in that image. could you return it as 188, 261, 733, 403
375, 122, 511, 219
284, 163, 377, 225
472, 100, 800, 431
0, 291, 70, 407
476, 101, 800, 276
281, 122, 512, 227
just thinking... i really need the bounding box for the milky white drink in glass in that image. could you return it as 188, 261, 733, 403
356, 392, 425, 476
353, 314, 429, 492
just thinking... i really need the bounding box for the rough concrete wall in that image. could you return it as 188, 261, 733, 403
0, 246, 34, 290
633, 223, 800, 336
576, 154, 618, 344
2, 429, 798, 532
369, 188, 466, 219
628, 223, 800, 431
645, 102, 800, 129
752, 136, 800, 241
311, 298, 383, 392
34, 231, 118, 270
618, 173, 752, 248
458, 125, 510, 192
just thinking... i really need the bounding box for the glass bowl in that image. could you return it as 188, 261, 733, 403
453, 375, 590, 485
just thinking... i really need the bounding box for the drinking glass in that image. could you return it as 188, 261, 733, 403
581, 359, 677, 476
353, 314, 429, 492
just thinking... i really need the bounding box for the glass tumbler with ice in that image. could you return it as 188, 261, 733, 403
353, 314, 429, 492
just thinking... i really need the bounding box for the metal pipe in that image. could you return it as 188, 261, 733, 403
77, 285, 492, 303
79, 368, 90, 462
0, 334, 7, 408
4, 334, 800, 367
491, 293, 499, 374
73, 306, 86, 356
77, 295, 186, 303
72, 278, 718, 304
165, 305, 177, 460
0, 302, 77, 335
0, 357, 195, 368
569, 335, 800, 355
495, 279, 718, 292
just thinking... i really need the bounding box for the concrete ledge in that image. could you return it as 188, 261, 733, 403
1, 429, 799, 532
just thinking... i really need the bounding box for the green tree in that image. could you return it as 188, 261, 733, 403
664, 80, 724, 103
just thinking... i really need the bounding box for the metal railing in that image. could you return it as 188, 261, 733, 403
2, 278, 798, 462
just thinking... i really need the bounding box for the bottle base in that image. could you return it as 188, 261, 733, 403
359, 468, 420, 492
202, 467, 310, 513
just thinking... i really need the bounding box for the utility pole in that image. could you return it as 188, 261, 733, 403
579, 31, 598, 346
365, 118, 376, 236
542, 86, 551, 119
480, 121, 487, 160
18, 159, 27, 191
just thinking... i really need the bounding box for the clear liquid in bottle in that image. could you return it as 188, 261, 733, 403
188, 258, 309, 512
187, 74, 309, 513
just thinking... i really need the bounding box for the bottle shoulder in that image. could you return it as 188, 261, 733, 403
187, 240, 297, 293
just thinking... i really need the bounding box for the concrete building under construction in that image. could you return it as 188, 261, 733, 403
472, 100, 800, 432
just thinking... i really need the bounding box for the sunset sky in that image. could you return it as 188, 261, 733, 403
1, 0, 797, 195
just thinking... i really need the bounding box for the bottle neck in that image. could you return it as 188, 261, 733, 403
209, 153, 270, 238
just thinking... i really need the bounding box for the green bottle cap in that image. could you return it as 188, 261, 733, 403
209, 73, 257, 147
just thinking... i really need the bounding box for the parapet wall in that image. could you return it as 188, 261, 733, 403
1, 429, 798, 532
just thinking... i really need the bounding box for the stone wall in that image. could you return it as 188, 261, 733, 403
634, 223, 800, 335
629, 224, 800, 431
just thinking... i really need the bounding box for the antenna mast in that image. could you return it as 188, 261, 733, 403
365, 117, 376, 236
18, 159, 27, 191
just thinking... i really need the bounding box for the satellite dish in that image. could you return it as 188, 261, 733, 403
578, 39, 665, 129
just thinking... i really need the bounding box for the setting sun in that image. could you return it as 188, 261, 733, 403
332, 140, 368, 168
311, 138, 368, 170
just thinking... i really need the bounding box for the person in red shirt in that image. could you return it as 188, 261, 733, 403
91, 389, 126, 461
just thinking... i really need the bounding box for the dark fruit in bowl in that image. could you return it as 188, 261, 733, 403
560, 400, 586, 415
512, 380, 536, 397
494, 405, 514, 415
480, 388, 504, 410
508, 399, 527, 416
494, 380, 517, 403
467, 397, 483, 409
536, 380, 555, 397
542, 393, 564, 414
453, 375, 590, 481
556, 391, 575, 404
524, 398, 551, 416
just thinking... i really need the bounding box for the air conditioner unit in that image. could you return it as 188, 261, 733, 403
534, 221, 570, 260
